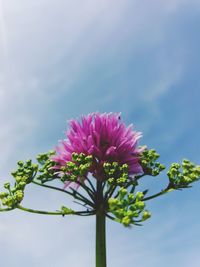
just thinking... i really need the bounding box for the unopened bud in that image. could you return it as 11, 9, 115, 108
142, 210, 151, 221
122, 216, 131, 227
4, 183, 10, 190
136, 192, 144, 200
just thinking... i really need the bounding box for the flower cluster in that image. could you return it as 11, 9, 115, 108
140, 149, 165, 176
36, 150, 57, 183
0, 160, 38, 208
52, 113, 144, 181
108, 189, 151, 227
103, 161, 129, 186
59, 152, 93, 185
167, 159, 200, 188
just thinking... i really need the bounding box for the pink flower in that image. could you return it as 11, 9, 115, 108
52, 113, 143, 180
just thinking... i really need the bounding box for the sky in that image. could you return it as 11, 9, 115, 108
0, 0, 200, 266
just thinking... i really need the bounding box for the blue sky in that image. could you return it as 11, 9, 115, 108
0, 1, 200, 266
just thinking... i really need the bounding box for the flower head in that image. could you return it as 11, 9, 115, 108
52, 113, 143, 181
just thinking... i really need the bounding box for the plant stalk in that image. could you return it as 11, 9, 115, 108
96, 181, 107, 267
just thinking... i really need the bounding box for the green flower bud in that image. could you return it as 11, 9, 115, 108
66, 162, 76, 169
190, 173, 198, 181
72, 152, 79, 162
18, 182, 26, 189
79, 165, 88, 176
25, 169, 32, 175
171, 167, 178, 175
108, 169, 115, 176
136, 192, 144, 200
127, 193, 134, 202
114, 208, 124, 218
152, 169, 159, 176
32, 164, 38, 171
122, 216, 131, 226
0, 192, 9, 199
15, 176, 23, 183
121, 164, 129, 172
126, 210, 134, 218
117, 177, 127, 184
17, 160, 24, 167
171, 163, 179, 169
155, 162, 160, 168
2, 196, 14, 207
119, 187, 127, 198
108, 198, 119, 206
85, 155, 93, 163
154, 153, 160, 160
182, 159, 190, 164
122, 173, 128, 179
79, 153, 86, 161
11, 171, 17, 177
14, 190, 24, 202
49, 150, 55, 155
142, 210, 151, 221
182, 176, 192, 184
70, 174, 77, 182
4, 183, 10, 190
194, 167, 200, 176
158, 164, 166, 171
121, 198, 128, 207
130, 204, 137, 211
141, 160, 147, 166
112, 162, 119, 168
104, 162, 111, 170
135, 201, 145, 211
108, 178, 114, 184
26, 159, 32, 165
167, 171, 174, 180
2, 199, 7, 206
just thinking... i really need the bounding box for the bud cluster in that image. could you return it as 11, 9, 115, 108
108, 188, 151, 226
0, 159, 38, 208
60, 153, 93, 183
103, 162, 129, 186
140, 149, 165, 176
36, 150, 57, 183
167, 159, 200, 188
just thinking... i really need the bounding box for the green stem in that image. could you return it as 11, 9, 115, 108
70, 187, 95, 207
96, 212, 106, 267
16, 204, 93, 216
17, 204, 65, 215
32, 180, 71, 195
105, 184, 116, 202
143, 187, 174, 201
33, 180, 94, 207
86, 177, 96, 193
0, 207, 14, 212
77, 181, 95, 201
96, 181, 107, 267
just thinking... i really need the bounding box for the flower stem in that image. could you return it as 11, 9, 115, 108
96, 181, 107, 267
0, 207, 14, 212
33, 180, 95, 207
16, 204, 65, 215
96, 212, 106, 267
143, 185, 174, 201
